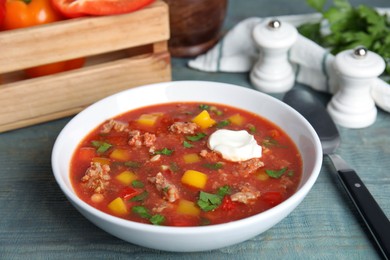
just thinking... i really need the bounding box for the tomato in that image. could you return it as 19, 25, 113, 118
0, 0, 6, 26
25, 57, 85, 78
119, 187, 139, 200
2, 0, 85, 77
105, 135, 129, 146
221, 196, 237, 211
2, 0, 64, 30
51, 0, 155, 18
262, 191, 283, 206
168, 215, 198, 227
77, 147, 97, 163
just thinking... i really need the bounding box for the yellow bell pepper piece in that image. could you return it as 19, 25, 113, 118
136, 113, 162, 127
181, 170, 207, 189
228, 113, 245, 126
107, 197, 128, 215
92, 157, 111, 166
177, 199, 200, 216
256, 170, 269, 181
183, 153, 201, 164
192, 110, 216, 129
109, 148, 131, 161
116, 170, 137, 185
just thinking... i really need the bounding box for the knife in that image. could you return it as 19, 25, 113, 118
283, 88, 390, 260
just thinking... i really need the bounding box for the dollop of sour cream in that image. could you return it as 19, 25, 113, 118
207, 129, 262, 162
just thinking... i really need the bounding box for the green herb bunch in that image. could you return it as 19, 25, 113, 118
298, 0, 390, 76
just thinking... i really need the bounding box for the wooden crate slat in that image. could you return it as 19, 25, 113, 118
0, 1, 169, 74
0, 51, 171, 133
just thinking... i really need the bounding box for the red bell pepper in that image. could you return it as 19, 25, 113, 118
50, 0, 155, 18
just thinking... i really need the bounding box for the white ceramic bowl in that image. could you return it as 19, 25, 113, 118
52, 81, 322, 252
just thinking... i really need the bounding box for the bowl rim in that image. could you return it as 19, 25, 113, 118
52, 80, 323, 234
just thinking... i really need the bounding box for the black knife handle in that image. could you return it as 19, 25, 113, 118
337, 169, 390, 259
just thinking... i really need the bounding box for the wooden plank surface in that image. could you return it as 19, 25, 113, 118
1, 61, 389, 259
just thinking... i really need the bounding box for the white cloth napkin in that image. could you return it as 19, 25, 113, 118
188, 12, 390, 113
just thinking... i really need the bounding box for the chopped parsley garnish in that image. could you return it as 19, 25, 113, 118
169, 162, 180, 173
131, 180, 144, 188
124, 161, 141, 168
154, 148, 173, 155
91, 140, 112, 153
197, 191, 222, 212
217, 120, 230, 128
262, 136, 287, 148
265, 167, 288, 179
199, 104, 210, 110
262, 137, 279, 147
247, 124, 257, 134
130, 191, 149, 202
217, 185, 231, 197
183, 141, 193, 148
185, 133, 207, 142
203, 162, 224, 170
210, 106, 223, 116
197, 186, 231, 212
132, 206, 151, 219
132, 206, 166, 225
150, 214, 166, 225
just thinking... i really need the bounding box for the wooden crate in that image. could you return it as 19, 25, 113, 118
0, 0, 171, 133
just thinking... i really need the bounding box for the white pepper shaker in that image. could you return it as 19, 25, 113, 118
327, 47, 385, 128
250, 19, 298, 93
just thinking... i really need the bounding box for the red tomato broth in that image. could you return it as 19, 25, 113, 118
70, 102, 302, 226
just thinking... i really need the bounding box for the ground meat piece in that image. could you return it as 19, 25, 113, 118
148, 172, 180, 203
280, 175, 294, 189
266, 155, 290, 169
199, 149, 207, 157
169, 122, 199, 134
143, 132, 157, 147
149, 146, 156, 154
91, 193, 104, 203
152, 200, 169, 213
233, 158, 264, 177
230, 186, 260, 204
150, 154, 161, 162
199, 149, 220, 162
81, 162, 111, 194
275, 159, 291, 169
128, 130, 142, 147
100, 119, 128, 134
128, 130, 157, 148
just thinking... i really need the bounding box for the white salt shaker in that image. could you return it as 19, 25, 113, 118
327, 47, 385, 128
250, 19, 298, 93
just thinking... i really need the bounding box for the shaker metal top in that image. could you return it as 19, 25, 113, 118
353, 46, 368, 59
267, 19, 281, 30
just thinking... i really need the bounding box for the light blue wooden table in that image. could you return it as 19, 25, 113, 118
1, 0, 389, 259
